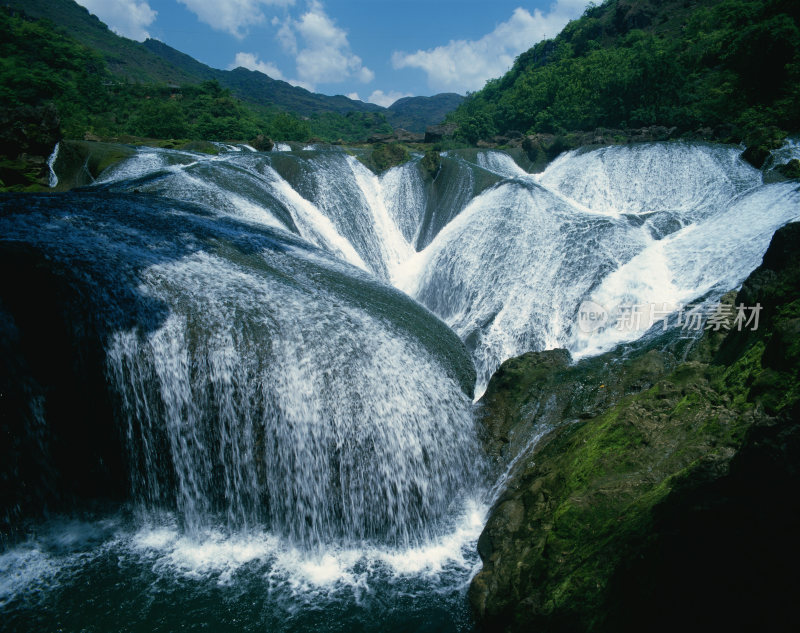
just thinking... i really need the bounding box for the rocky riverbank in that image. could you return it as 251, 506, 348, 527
471, 222, 800, 632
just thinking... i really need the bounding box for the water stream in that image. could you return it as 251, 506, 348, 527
1, 140, 798, 631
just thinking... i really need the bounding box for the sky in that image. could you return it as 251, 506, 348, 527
75, 0, 591, 106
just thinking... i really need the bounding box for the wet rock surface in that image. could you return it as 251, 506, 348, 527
472, 222, 800, 632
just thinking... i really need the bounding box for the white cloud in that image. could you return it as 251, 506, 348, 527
275, 17, 298, 54
178, 0, 295, 39
229, 52, 284, 79
76, 0, 156, 41
279, 1, 373, 91
347, 92, 361, 101
366, 90, 412, 108
392, 0, 590, 93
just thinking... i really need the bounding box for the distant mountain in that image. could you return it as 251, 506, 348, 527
141, 39, 384, 116
385, 94, 465, 133
3, 0, 460, 128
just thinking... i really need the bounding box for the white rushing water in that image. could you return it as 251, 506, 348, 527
88, 141, 800, 397
0, 190, 484, 624
3, 140, 799, 630
46, 141, 60, 188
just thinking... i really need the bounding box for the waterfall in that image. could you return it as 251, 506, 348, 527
0, 192, 477, 548
46, 142, 60, 188
406, 143, 800, 395
3, 140, 798, 631
86, 142, 800, 397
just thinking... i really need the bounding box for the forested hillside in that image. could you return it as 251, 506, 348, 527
0, 8, 314, 142
449, 0, 799, 146
0, 0, 451, 149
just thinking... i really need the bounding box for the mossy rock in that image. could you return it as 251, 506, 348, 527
176, 140, 220, 155
420, 149, 441, 179
364, 143, 411, 172
472, 222, 800, 632
775, 158, 800, 179
52, 140, 136, 190
248, 134, 274, 152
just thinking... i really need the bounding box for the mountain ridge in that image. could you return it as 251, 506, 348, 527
2, 0, 459, 130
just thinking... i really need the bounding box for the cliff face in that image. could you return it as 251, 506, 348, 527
471, 222, 800, 632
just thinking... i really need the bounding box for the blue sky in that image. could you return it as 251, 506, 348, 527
75, 0, 590, 106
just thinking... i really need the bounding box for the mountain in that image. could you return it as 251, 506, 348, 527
140, 39, 385, 117
1, 0, 199, 85
2, 0, 460, 126
449, 0, 800, 145
385, 94, 465, 134
3, 0, 383, 117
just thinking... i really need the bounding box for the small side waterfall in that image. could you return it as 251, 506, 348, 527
46, 141, 60, 188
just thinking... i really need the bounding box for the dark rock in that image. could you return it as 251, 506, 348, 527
424, 123, 457, 143
394, 128, 424, 143
471, 222, 800, 632
367, 132, 396, 144
742, 128, 786, 169
420, 149, 441, 180
776, 158, 800, 179
742, 144, 771, 168
249, 134, 274, 151
0, 243, 128, 533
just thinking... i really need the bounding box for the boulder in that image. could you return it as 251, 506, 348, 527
249, 134, 274, 152
394, 128, 424, 143
471, 222, 800, 632
367, 132, 396, 144
776, 158, 800, 179
424, 123, 457, 143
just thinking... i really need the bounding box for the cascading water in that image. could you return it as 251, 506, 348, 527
2, 139, 799, 632
406, 143, 800, 394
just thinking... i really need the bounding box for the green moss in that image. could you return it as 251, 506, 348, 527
473, 224, 800, 632
712, 339, 766, 408
370, 143, 411, 172
420, 149, 441, 179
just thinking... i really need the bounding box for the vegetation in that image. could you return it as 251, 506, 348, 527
307, 111, 393, 142
420, 149, 442, 179
369, 143, 411, 172
449, 0, 800, 144
0, 7, 404, 152
384, 94, 465, 133
472, 222, 800, 632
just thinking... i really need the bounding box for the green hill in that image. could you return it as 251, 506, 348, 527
448, 0, 799, 146
1, 0, 200, 85
385, 94, 465, 133
2, 0, 385, 117
0, 0, 464, 155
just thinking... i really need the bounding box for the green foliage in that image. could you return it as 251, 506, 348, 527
308, 111, 392, 142
449, 0, 800, 142
369, 143, 411, 172
266, 112, 311, 141
420, 149, 441, 179
0, 10, 314, 145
